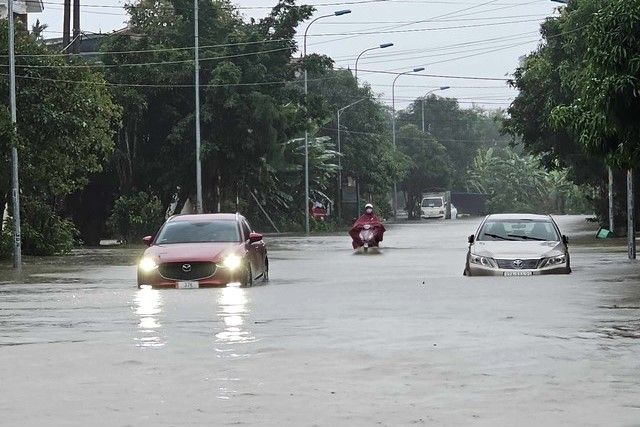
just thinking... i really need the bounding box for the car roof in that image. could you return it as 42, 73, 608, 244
486, 213, 552, 221
168, 213, 244, 222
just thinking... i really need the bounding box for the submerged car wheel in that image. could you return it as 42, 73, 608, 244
240, 264, 253, 287
264, 258, 269, 282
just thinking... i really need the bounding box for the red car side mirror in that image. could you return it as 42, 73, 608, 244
249, 232, 263, 243
142, 236, 153, 246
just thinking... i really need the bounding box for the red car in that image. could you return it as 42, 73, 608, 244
137, 213, 268, 288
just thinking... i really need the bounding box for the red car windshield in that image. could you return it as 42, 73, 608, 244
155, 220, 240, 244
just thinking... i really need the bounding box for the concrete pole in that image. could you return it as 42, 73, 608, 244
392, 78, 397, 219
608, 166, 614, 233
627, 168, 636, 259
194, 0, 203, 213
337, 110, 342, 222
8, 0, 22, 269
62, 0, 71, 49
72, 0, 80, 53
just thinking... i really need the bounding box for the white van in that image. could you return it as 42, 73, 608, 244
421, 196, 446, 219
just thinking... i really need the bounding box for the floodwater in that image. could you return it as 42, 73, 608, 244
1, 216, 639, 426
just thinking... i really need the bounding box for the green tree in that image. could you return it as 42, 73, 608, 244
398, 96, 511, 189
311, 68, 404, 219
504, 0, 606, 186
0, 22, 120, 257
551, 0, 640, 168
397, 124, 451, 218
466, 146, 589, 214
101, 0, 313, 215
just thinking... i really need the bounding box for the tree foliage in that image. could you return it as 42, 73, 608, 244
551, 0, 640, 168
0, 22, 120, 256
466, 146, 590, 214
396, 124, 451, 218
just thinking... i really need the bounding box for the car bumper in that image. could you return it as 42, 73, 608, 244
467, 264, 571, 276
421, 213, 444, 219
137, 267, 242, 288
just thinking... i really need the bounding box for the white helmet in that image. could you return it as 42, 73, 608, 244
364, 203, 373, 210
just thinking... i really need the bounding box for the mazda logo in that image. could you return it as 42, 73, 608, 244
512, 259, 524, 269
182, 264, 192, 272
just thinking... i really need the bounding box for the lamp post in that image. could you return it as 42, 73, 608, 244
354, 43, 394, 83
337, 97, 368, 221
303, 9, 351, 235
421, 86, 450, 132
392, 67, 425, 219
8, 0, 22, 269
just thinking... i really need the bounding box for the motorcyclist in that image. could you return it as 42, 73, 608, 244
349, 203, 386, 249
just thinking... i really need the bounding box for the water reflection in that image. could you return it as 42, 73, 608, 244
215, 286, 255, 344
133, 287, 166, 348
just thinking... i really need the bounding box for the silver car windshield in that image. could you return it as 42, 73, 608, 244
478, 219, 560, 242
156, 220, 240, 244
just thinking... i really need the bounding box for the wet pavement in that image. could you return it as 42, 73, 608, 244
1, 216, 639, 426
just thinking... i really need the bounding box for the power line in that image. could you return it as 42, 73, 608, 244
336, 36, 539, 67
352, 68, 508, 81
319, 126, 510, 142
8, 38, 295, 58
0, 71, 337, 88
306, 0, 542, 47
13, 45, 296, 68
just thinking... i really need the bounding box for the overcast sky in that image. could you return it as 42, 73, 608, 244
30, 0, 563, 110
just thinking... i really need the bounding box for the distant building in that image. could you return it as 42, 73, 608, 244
44, 27, 135, 57
0, 0, 44, 23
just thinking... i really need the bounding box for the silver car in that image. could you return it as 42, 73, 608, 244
464, 214, 571, 276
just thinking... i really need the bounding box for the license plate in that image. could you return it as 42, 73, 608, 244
503, 271, 533, 277
176, 281, 199, 289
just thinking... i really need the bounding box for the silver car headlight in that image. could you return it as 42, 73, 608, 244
540, 254, 566, 268
469, 254, 497, 268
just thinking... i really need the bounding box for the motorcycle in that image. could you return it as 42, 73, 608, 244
359, 224, 377, 253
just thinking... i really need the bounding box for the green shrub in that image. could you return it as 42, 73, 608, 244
0, 223, 11, 259
108, 191, 163, 242
1, 200, 79, 257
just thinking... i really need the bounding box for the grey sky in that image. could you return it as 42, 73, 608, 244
30, 0, 562, 110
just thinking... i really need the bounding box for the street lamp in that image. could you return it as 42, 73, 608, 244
354, 43, 394, 83
303, 9, 351, 235
337, 97, 368, 221
391, 67, 425, 219
421, 86, 450, 133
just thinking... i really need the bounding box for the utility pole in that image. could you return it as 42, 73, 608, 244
72, 0, 80, 53
628, 169, 635, 259
194, 0, 203, 213
8, 0, 22, 269
62, 0, 71, 49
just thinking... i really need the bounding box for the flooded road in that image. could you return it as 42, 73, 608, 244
1, 216, 639, 426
